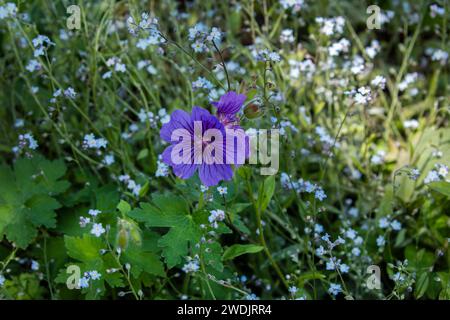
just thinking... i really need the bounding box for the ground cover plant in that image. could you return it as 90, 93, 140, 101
0, 0, 449, 300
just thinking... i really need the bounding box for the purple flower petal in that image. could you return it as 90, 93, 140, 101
160, 109, 192, 142
199, 163, 233, 186
159, 105, 243, 186
212, 91, 246, 115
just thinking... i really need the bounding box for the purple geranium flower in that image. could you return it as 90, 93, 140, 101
160, 92, 249, 186
160, 106, 232, 186
211, 91, 246, 129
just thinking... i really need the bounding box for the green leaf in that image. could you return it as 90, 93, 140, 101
222, 244, 264, 261
257, 176, 275, 213
64, 234, 104, 263
202, 241, 223, 272
404, 246, 435, 270
128, 193, 201, 268
297, 271, 326, 287
428, 181, 450, 198
0, 156, 69, 248
122, 248, 165, 277
117, 200, 131, 215
415, 272, 430, 299
377, 184, 393, 218
137, 148, 149, 160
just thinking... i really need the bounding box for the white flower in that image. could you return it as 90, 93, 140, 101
256, 49, 281, 62
0, 2, 17, 20
328, 38, 350, 56
118, 174, 130, 182
88, 270, 101, 280
431, 49, 448, 65
345, 228, 357, 240
102, 71, 112, 79
26, 59, 41, 72
376, 235, 385, 247
192, 77, 213, 90
288, 286, 298, 294
126, 179, 142, 196
328, 283, 342, 296
379, 217, 389, 229
83, 134, 108, 149
391, 220, 402, 231
64, 87, 77, 99
315, 246, 326, 256
79, 216, 90, 228
31, 260, 40, 271
14, 119, 24, 128
314, 188, 327, 201
371, 150, 385, 165
115, 62, 126, 73
436, 164, 449, 178
18, 133, 38, 150
268, 51, 281, 62
347, 86, 372, 105
424, 170, 440, 184
78, 277, 89, 288
280, 29, 295, 43
340, 264, 349, 273
32, 35, 53, 48
207, 27, 222, 43
103, 154, 115, 166
398, 73, 418, 91
191, 41, 206, 53
392, 272, 405, 283
208, 209, 225, 228
95, 137, 108, 148
348, 207, 359, 218
91, 223, 106, 237
146, 64, 157, 75
316, 16, 345, 36
365, 40, 380, 59
352, 247, 361, 256
59, 29, 69, 41
88, 209, 101, 217
182, 257, 200, 273
188, 23, 207, 41
430, 4, 445, 18
34, 47, 45, 57
280, 0, 304, 12
155, 156, 169, 177
371, 75, 386, 89
217, 186, 228, 195
403, 119, 419, 129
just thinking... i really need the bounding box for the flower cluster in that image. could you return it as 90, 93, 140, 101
79, 209, 106, 237
0, 2, 17, 20
78, 270, 102, 289
83, 133, 108, 150
13, 132, 39, 155
32, 35, 54, 57
208, 209, 225, 229
103, 57, 127, 79
182, 256, 200, 273
315, 16, 345, 36
188, 24, 222, 53
118, 174, 142, 197
280, 173, 327, 202
424, 164, 449, 184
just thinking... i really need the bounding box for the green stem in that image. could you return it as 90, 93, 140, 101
245, 175, 289, 290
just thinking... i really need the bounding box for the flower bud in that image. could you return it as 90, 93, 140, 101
244, 103, 264, 119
